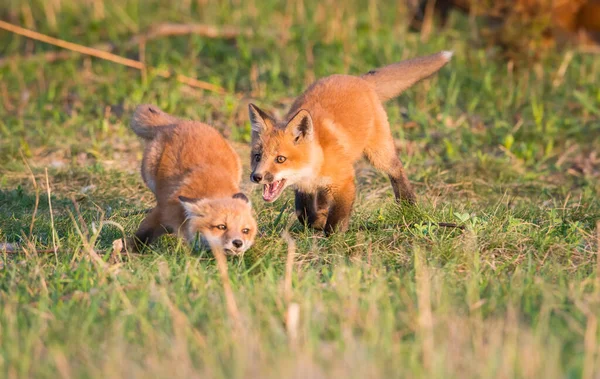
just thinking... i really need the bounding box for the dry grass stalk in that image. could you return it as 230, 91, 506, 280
44, 169, 59, 258
415, 246, 434, 371
286, 302, 300, 347
70, 197, 90, 238
282, 231, 300, 346
67, 213, 105, 267
0, 82, 15, 111
553, 51, 575, 87
420, 0, 436, 42
0, 20, 227, 94
582, 313, 597, 379
209, 243, 243, 333
41, 1, 58, 31
92, 0, 105, 20
20, 153, 40, 238
282, 231, 296, 304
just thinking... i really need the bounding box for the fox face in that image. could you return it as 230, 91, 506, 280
179, 193, 257, 255
248, 104, 321, 202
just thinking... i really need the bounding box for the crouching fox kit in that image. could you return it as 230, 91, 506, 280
130, 105, 257, 254
249, 51, 452, 233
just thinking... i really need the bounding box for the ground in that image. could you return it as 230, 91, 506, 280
1, 1, 600, 378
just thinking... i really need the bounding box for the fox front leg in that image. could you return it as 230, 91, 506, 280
132, 207, 167, 251
295, 188, 331, 230
324, 178, 356, 234
295, 190, 317, 227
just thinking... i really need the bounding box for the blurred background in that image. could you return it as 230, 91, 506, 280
407, 0, 600, 57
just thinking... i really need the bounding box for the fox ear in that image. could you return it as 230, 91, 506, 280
248, 104, 273, 141
232, 192, 249, 203
178, 196, 209, 218
286, 109, 313, 144
233, 192, 252, 207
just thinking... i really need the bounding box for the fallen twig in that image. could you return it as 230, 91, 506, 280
125, 23, 253, 48
0, 43, 115, 67
0, 22, 255, 67
435, 222, 465, 229
0, 20, 227, 93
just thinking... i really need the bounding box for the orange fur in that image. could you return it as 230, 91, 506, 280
130, 104, 257, 254
248, 51, 452, 233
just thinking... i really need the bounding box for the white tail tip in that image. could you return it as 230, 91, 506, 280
441, 51, 454, 61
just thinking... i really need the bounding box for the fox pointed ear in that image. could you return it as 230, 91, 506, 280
233, 192, 252, 207
248, 104, 273, 141
178, 196, 209, 218
286, 109, 313, 144
232, 192, 249, 203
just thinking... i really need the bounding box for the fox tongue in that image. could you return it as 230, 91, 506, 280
262, 180, 283, 202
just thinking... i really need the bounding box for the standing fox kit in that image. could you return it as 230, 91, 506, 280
131, 105, 257, 254
249, 51, 452, 233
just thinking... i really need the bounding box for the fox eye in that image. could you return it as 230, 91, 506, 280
275, 156, 287, 164
254, 154, 261, 163
242, 228, 250, 234
216, 224, 227, 230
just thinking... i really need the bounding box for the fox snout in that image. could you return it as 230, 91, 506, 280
250, 171, 274, 184
223, 236, 249, 255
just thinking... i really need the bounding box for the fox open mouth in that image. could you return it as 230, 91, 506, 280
263, 179, 286, 202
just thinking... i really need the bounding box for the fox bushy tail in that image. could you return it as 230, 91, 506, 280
361, 51, 453, 102
131, 104, 179, 140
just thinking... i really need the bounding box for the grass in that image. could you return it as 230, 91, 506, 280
1, 0, 600, 377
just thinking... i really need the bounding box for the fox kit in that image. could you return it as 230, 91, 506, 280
130, 104, 257, 254
248, 51, 452, 233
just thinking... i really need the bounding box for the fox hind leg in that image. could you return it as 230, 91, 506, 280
387, 158, 416, 204
364, 135, 416, 205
